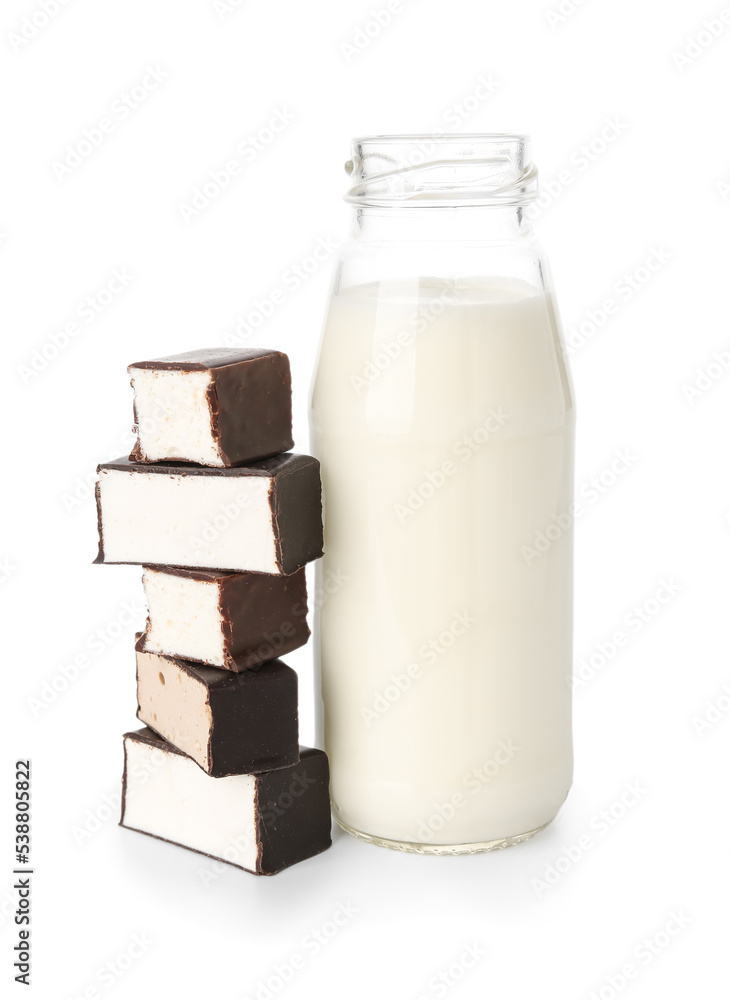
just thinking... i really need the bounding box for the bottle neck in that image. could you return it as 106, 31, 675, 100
349, 205, 533, 244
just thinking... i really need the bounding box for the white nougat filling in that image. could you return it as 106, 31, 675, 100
131, 368, 222, 465
123, 738, 258, 871
143, 568, 226, 666
98, 468, 279, 573
136, 651, 213, 771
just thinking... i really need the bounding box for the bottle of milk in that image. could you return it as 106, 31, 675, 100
309, 135, 575, 853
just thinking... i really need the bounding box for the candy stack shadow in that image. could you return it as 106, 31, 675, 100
94, 349, 331, 875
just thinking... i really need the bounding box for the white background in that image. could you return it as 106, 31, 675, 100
1, 0, 728, 997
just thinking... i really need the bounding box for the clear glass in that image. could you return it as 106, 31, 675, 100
309, 136, 574, 853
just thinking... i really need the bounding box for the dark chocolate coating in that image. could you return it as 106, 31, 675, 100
94, 453, 324, 574
128, 348, 293, 467
138, 566, 309, 671
135, 652, 299, 777
208, 665, 299, 778
129, 348, 276, 370
272, 456, 326, 576
256, 747, 332, 875
120, 729, 332, 875
98, 451, 307, 477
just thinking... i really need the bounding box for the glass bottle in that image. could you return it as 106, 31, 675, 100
309, 135, 575, 853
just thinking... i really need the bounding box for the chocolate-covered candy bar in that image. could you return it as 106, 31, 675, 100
136, 648, 299, 776
128, 348, 293, 467
94, 453, 323, 574
138, 565, 309, 670
121, 729, 332, 875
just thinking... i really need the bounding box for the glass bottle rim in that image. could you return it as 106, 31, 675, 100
351, 132, 531, 144
345, 134, 538, 208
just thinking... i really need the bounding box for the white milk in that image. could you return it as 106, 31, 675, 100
310, 276, 574, 849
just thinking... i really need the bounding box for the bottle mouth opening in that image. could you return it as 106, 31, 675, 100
345, 134, 538, 208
